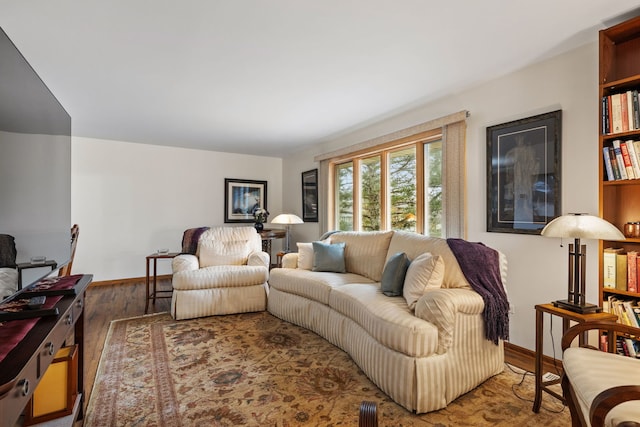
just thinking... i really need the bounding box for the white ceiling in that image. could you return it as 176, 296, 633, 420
1, 1, 640, 157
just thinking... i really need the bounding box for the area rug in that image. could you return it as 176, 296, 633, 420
85, 311, 569, 426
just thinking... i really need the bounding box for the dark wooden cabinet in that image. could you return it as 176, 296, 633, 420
0, 274, 92, 426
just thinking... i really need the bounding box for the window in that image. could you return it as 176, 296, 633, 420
316, 111, 467, 238
331, 131, 441, 234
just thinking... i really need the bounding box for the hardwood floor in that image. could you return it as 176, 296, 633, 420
83, 279, 172, 413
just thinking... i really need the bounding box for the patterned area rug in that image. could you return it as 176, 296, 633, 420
85, 311, 570, 426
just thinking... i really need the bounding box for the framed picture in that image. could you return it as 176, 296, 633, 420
224, 178, 268, 223
301, 169, 318, 222
486, 110, 562, 235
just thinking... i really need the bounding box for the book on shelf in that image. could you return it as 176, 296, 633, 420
619, 140, 635, 179
603, 146, 615, 181
630, 251, 639, 293
621, 91, 630, 132
612, 140, 629, 179
603, 89, 640, 135
626, 140, 640, 177
611, 93, 624, 134
617, 252, 629, 291
631, 89, 640, 129
604, 248, 624, 288
609, 146, 623, 180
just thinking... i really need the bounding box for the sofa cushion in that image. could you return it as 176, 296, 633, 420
312, 241, 346, 273
386, 231, 470, 289
403, 253, 445, 310
329, 231, 393, 281
297, 242, 314, 270
172, 265, 268, 290
197, 227, 261, 267
329, 283, 439, 358
381, 252, 410, 297
268, 268, 374, 305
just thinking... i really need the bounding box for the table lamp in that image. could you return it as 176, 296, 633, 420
541, 213, 625, 313
271, 214, 304, 252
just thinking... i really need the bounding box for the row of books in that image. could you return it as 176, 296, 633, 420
604, 296, 640, 327
603, 139, 640, 180
602, 89, 640, 134
602, 297, 640, 358
603, 248, 638, 292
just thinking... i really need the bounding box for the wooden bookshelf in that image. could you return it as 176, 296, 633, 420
599, 15, 640, 338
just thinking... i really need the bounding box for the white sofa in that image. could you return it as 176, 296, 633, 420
267, 230, 508, 414
171, 226, 270, 320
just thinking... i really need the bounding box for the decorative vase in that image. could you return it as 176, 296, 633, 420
254, 222, 264, 232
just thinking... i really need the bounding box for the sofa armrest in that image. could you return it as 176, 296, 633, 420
414, 288, 484, 354
248, 251, 270, 269
281, 253, 298, 269
172, 254, 199, 273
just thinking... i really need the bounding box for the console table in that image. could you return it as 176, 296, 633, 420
0, 274, 92, 426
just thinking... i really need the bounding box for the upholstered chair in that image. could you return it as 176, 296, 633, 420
171, 226, 269, 320
562, 321, 640, 427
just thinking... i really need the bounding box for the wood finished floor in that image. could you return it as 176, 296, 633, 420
83, 279, 172, 414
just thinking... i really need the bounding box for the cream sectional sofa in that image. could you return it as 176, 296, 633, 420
267, 230, 508, 414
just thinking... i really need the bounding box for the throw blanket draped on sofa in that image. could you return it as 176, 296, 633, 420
181, 227, 210, 255
446, 238, 509, 344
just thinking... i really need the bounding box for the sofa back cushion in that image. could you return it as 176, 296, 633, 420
198, 226, 262, 267
386, 231, 471, 289
328, 231, 393, 282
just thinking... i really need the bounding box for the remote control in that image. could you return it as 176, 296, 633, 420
27, 296, 46, 310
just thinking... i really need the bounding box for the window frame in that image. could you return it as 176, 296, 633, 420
328, 129, 441, 233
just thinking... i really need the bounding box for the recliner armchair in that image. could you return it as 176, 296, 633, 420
562, 321, 640, 427
171, 226, 269, 320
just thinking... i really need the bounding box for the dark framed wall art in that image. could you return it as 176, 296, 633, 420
486, 110, 562, 235
301, 169, 318, 222
224, 178, 268, 223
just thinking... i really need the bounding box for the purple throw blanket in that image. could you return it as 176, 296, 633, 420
181, 227, 209, 255
446, 238, 509, 345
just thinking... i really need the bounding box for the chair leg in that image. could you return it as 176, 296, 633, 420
359, 401, 378, 427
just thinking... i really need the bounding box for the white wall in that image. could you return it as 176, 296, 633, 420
71, 137, 282, 281
282, 42, 599, 354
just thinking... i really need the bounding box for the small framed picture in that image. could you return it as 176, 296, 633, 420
486, 110, 562, 234
224, 178, 267, 223
301, 169, 318, 222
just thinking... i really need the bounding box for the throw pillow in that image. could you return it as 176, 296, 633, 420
312, 241, 346, 273
297, 242, 314, 270
381, 252, 411, 297
403, 252, 445, 310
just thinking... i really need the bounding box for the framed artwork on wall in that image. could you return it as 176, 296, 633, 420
301, 169, 318, 222
224, 178, 268, 223
486, 110, 562, 235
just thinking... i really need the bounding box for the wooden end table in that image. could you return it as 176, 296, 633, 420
532, 303, 617, 413
145, 252, 179, 314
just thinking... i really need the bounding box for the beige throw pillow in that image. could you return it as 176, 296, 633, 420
403, 252, 445, 310
296, 242, 314, 270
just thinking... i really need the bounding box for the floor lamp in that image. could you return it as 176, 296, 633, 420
541, 213, 625, 313
271, 214, 304, 253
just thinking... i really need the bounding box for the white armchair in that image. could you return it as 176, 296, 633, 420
562, 321, 640, 427
171, 226, 269, 320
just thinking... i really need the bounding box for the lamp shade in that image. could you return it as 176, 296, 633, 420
271, 214, 304, 225
541, 213, 625, 241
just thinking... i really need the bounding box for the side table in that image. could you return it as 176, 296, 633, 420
145, 252, 179, 314
532, 303, 617, 413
